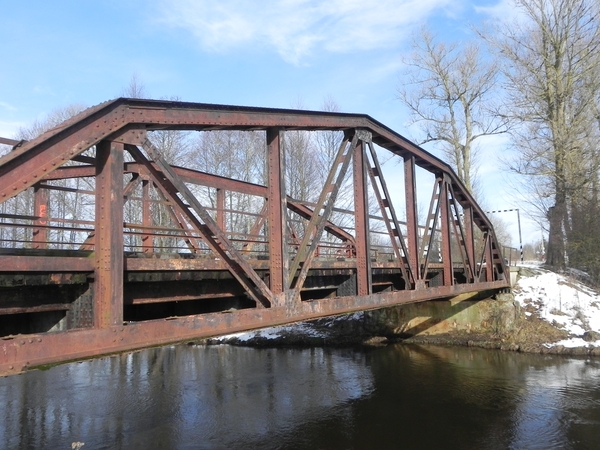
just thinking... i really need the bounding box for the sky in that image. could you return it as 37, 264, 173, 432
0, 0, 539, 246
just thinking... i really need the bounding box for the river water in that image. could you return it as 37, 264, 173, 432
1, 343, 600, 449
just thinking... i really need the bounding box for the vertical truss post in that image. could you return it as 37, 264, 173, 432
266, 128, 288, 304
216, 188, 226, 231
32, 183, 48, 249
94, 140, 124, 328
353, 139, 372, 296
404, 155, 420, 287
463, 206, 476, 282
141, 178, 153, 252
440, 178, 453, 286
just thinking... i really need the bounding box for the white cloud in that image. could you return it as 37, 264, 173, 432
0, 101, 16, 112
474, 0, 528, 25
157, 0, 453, 65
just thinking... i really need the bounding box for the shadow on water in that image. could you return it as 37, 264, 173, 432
1, 344, 600, 449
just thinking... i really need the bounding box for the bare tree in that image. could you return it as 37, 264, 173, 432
398, 27, 507, 194
122, 73, 148, 99
16, 104, 87, 140
314, 96, 344, 182
486, 0, 600, 269
1, 104, 90, 248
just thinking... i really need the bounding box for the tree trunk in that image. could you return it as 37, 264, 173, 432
546, 204, 565, 268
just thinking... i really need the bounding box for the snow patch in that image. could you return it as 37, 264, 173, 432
214, 321, 329, 342
514, 268, 600, 347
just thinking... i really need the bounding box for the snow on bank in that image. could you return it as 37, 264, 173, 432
213, 322, 328, 342
212, 312, 366, 343
214, 269, 600, 349
514, 267, 600, 348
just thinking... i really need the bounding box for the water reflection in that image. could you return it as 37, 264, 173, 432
0, 346, 374, 449
1, 344, 600, 449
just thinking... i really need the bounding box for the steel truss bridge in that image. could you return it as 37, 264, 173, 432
0, 99, 509, 375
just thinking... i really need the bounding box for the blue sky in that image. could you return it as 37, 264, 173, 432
0, 0, 538, 246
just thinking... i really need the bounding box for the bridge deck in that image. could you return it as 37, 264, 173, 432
0, 99, 509, 375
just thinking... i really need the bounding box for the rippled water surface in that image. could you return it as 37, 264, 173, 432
2, 343, 600, 449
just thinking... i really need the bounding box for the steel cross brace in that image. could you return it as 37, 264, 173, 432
288, 132, 360, 294
419, 176, 443, 280
446, 182, 475, 282
364, 141, 413, 287
127, 141, 273, 307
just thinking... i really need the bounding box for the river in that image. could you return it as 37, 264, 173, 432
1, 343, 600, 449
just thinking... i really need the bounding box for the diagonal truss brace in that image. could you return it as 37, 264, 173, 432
364, 141, 414, 288
135, 167, 204, 253
128, 140, 273, 308
446, 182, 475, 283
419, 176, 443, 279
288, 132, 359, 292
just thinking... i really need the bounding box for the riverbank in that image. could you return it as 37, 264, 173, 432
208, 265, 600, 356
407, 265, 600, 355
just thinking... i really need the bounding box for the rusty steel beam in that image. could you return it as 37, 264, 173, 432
419, 178, 443, 280
0, 255, 93, 272
0, 304, 71, 315
142, 173, 204, 253
353, 139, 372, 296
0, 279, 509, 377
172, 165, 268, 197
0, 101, 126, 202
485, 232, 494, 282
94, 140, 124, 328
123, 256, 370, 272
0, 136, 21, 146
266, 128, 288, 300
216, 188, 226, 232
286, 200, 355, 247
439, 177, 453, 286
404, 155, 420, 287
464, 206, 476, 278
40, 165, 95, 180
32, 184, 49, 249
141, 178, 153, 252
447, 185, 475, 282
